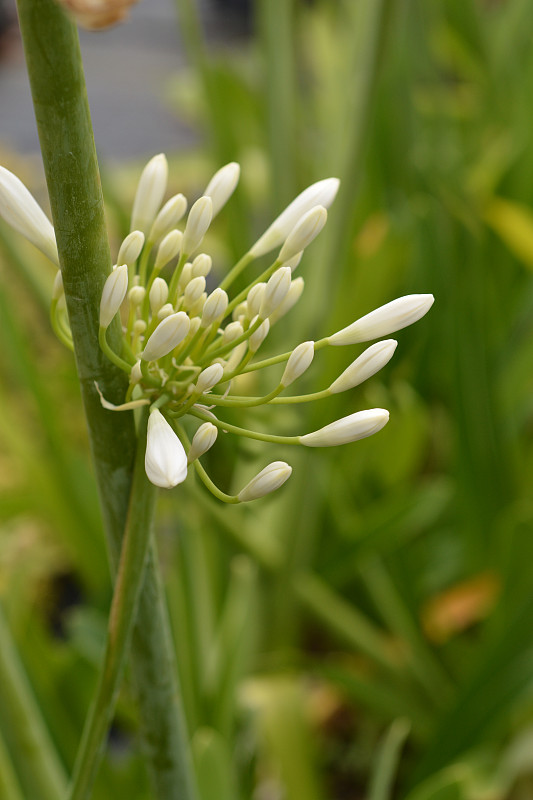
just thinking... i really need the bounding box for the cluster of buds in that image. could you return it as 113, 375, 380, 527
0, 157, 434, 502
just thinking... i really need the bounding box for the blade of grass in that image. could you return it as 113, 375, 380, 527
368, 718, 411, 800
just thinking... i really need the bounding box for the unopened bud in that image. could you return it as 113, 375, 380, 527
202, 288, 229, 327
183, 276, 206, 307
133, 319, 147, 335
282, 251, 303, 272
131, 154, 168, 234
157, 303, 175, 320
222, 321, 244, 344
224, 341, 247, 374
149, 194, 187, 242
181, 196, 213, 255
204, 162, 240, 216
145, 409, 188, 488
149, 277, 169, 314
250, 177, 339, 258
300, 408, 389, 447
154, 229, 182, 270
195, 363, 224, 394
246, 283, 266, 318
0, 166, 58, 264
128, 285, 145, 306
259, 267, 291, 319
237, 461, 292, 502
329, 340, 398, 394
269, 277, 304, 325
191, 253, 212, 278
141, 312, 190, 360
328, 295, 435, 345
100, 264, 128, 327
189, 292, 207, 318
249, 317, 270, 352
187, 422, 218, 464
281, 341, 314, 387
177, 263, 193, 292
232, 302, 248, 321
117, 230, 145, 265
130, 360, 142, 384
279, 205, 327, 262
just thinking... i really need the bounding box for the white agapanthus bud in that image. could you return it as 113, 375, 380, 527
222, 321, 244, 344
117, 230, 145, 266
188, 293, 207, 319
232, 302, 248, 321
100, 264, 128, 327
246, 283, 266, 318
52, 270, 64, 300
0, 166, 58, 264
157, 303, 175, 320
177, 263, 193, 292
328, 295, 435, 346
141, 312, 190, 361
204, 162, 240, 217
328, 340, 398, 394
148, 194, 187, 242
130, 360, 142, 384
259, 267, 292, 319
128, 285, 145, 306
154, 229, 182, 270
249, 177, 339, 258
268, 277, 304, 325
300, 408, 389, 447
133, 320, 146, 336
237, 461, 292, 502
149, 277, 169, 314
281, 341, 315, 387
201, 288, 229, 327
130, 154, 168, 234
145, 409, 188, 488
224, 341, 247, 374
278, 206, 327, 262
188, 316, 202, 337
195, 363, 224, 394
249, 317, 270, 352
183, 276, 206, 307
191, 253, 212, 278
187, 422, 218, 464
181, 196, 213, 255
282, 251, 303, 272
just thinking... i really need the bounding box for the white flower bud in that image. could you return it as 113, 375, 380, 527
100, 264, 128, 327
204, 162, 240, 216
187, 422, 218, 464
181, 196, 213, 255
154, 229, 182, 270
177, 263, 193, 292
148, 194, 187, 242
141, 312, 190, 361
202, 288, 229, 327
149, 277, 169, 314
237, 461, 292, 502
130, 360, 142, 384
191, 253, 212, 278
224, 341, 247, 374
329, 295, 434, 345
269, 276, 304, 325
246, 283, 266, 318
145, 409, 188, 488
0, 166, 58, 264
128, 285, 145, 306
117, 230, 145, 266
250, 177, 339, 258
222, 321, 244, 344
188, 292, 207, 318
279, 205, 327, 262
259, 267, 292, 319
300, 408, 389, 447
232, 302, 248, 322
281, 341, 315, 387
52, 270, 64, 300
157, 303, 175, 320
195, 363, 224, 394
183, 276, 206, 307
282, 251, 303, 272
188, 316, 202, 337
131, 154, 168, 234
249, 317, 270, 352
133, 319, 146, 335
329, 340, 398, 394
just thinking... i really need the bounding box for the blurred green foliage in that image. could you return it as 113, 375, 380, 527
3, 0, 533, 797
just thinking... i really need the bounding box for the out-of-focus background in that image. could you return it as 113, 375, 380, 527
2, 1, 533, 798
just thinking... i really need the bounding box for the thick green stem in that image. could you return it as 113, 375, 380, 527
0, 605, 67, 800
16, 2, 197, 797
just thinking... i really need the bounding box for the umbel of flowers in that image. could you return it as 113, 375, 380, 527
0, 157, 434, 502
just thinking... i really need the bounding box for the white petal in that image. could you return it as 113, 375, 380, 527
0, 166, 58, 264
145, 410, 188, 488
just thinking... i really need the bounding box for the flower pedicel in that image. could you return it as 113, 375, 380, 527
0, 156, 434, 501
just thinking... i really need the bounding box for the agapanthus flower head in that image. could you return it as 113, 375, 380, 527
0, 155, 433, 501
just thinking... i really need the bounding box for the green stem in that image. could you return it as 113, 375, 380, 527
16, 3, 197, 798
68, 412, 157, 800
0, 725, 24, 800
0, 604, 67, 800
189, 408, 300, 445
